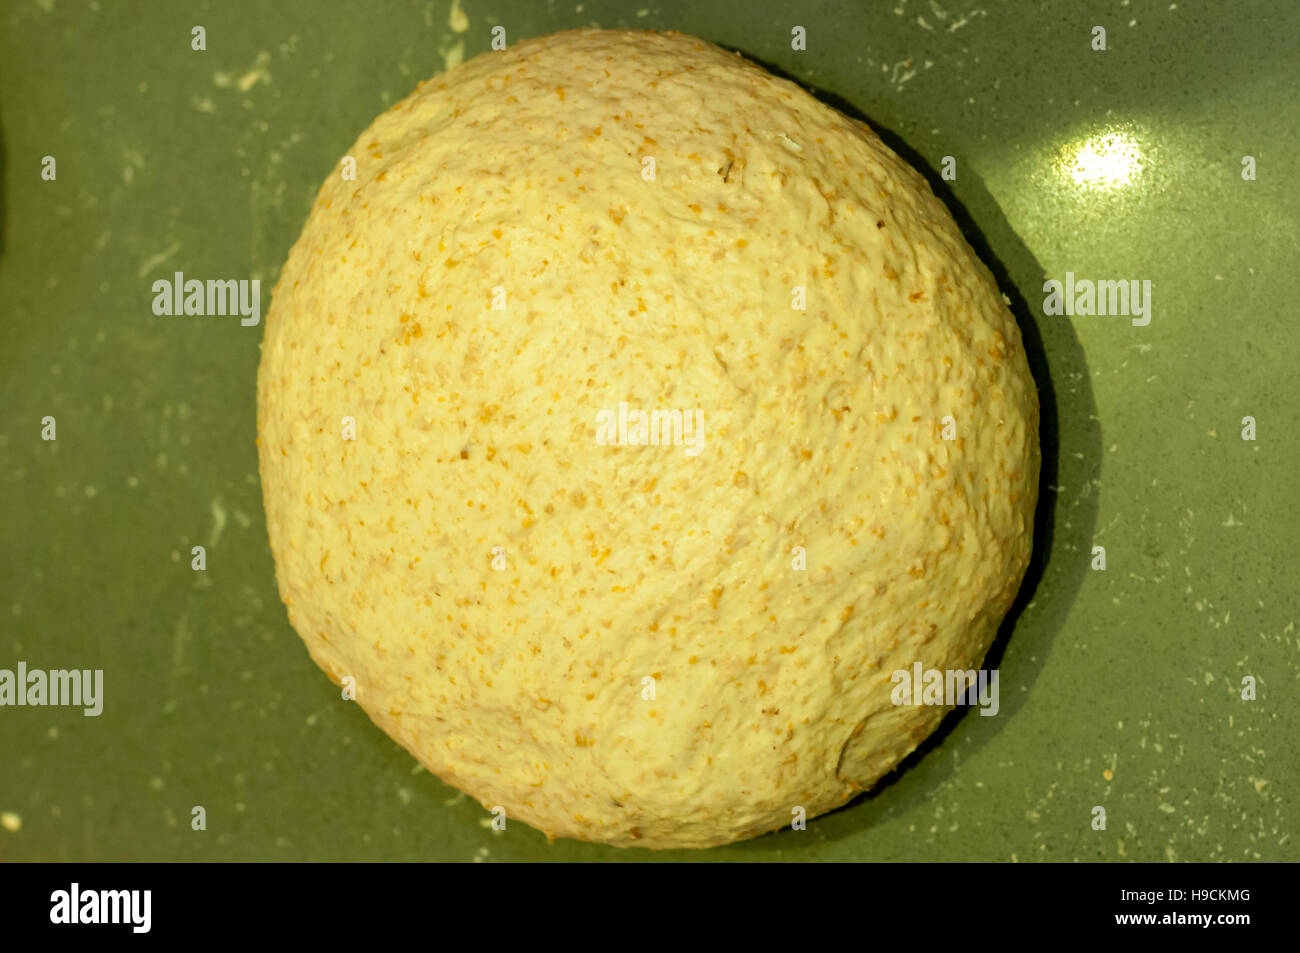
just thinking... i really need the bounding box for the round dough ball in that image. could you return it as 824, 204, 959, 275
257, 28, 1039, 849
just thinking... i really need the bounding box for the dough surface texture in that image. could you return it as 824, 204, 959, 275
257, 28, 1039, 849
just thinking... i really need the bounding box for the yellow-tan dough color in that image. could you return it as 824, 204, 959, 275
257, 28, 1039, 849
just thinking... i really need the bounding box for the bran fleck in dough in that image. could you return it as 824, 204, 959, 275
257, 29, 1040, 849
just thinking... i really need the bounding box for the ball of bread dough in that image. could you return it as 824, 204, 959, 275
257, 28, 1039, 849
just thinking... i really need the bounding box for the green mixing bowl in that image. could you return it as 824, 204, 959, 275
2, 0, 1295, 861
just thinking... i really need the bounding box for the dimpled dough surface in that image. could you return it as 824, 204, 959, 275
256, 28, 1040, 849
